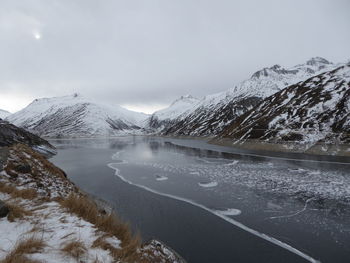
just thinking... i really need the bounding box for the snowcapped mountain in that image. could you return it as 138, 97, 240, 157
6, 94, 149, 137
145, 95, 200, 130
0, 109, 10, 119
161, 57, 335, 136
216, 63, 350, 151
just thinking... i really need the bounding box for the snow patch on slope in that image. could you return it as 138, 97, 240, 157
0, 109, 10, 119
6, 94, 149, 137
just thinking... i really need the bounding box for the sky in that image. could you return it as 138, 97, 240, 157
0, 0, 349, 114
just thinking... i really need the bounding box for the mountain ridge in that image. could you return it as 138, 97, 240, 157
214, 63, 350, 155
160, 57, 336, 136
6, 94, 149, 137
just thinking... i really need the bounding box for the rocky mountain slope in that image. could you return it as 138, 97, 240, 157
0, 119, 55, 155
215, 63, 350, 154
161, 57, 335, 136
0, 110, 10, 119
145, 95, 199, 130
6, 94, 148, 138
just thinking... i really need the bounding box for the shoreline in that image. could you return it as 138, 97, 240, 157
46, 133, 350, 160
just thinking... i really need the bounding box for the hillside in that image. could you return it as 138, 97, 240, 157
161, 57, 335, 136
6, 94, 148, 138
214, 63, 350, 155
0, 119, 56, 155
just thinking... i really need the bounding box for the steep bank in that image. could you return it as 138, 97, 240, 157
0, 119, 56, 155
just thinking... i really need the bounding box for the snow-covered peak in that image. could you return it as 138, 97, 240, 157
173, 57, 337, 120
154, 95, 199, 120
305, 57, 331, 66
228, 57, 336, 99
6, 94, 149, 137
0, 109, 11, 119
218, 63, 350, 148
145, 95, 200, 129
250, 64, 294, 79
16, 94, 148, 126
251, 57, 332, 80
169, 94, 199, 107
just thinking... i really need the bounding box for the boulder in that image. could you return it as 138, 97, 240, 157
0, 200, 9, 218
15, 164, 31, 174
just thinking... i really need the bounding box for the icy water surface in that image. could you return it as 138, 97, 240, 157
51, 136, 350, 263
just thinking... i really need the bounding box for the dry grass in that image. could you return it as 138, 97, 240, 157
6, 144, 65, 179
92, 236, 120, 259
3, 143, 78, 199
0, 182, 14, 194
1, 237, 45, 263
0, 182, 37, 200
61, 240, 86, 260
13, 189, 37, 200
6, 203, 33, 222
60, 194, 141, 262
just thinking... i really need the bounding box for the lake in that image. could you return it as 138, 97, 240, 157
51, 136, 350, 263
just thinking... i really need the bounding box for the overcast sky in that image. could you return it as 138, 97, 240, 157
0, 0, 349, 114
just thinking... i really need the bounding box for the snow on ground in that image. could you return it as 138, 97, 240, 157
0, 192, 117, 263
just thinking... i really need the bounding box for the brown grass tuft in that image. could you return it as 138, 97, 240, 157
0, 182, 37, 200
0, 182, 16, 195
13, 188, 37, 200
1, 237, 45, 263
6, 203, 33, 222
60, 194, 141, 262
61, 240, 86, 260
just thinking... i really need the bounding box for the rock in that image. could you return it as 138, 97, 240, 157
15, 164, 31, 174
0, 200, 9, 218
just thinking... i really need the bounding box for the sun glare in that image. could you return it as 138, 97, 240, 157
33, 32, 41, 40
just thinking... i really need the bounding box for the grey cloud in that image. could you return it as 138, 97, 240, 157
0, 0, 349, 110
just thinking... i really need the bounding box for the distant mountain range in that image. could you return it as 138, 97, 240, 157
148, 57, 337, 136
6, 93, 148, 137
4, 57, 350, 155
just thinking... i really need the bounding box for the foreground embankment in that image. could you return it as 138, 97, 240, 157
0, 144, 184, 263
